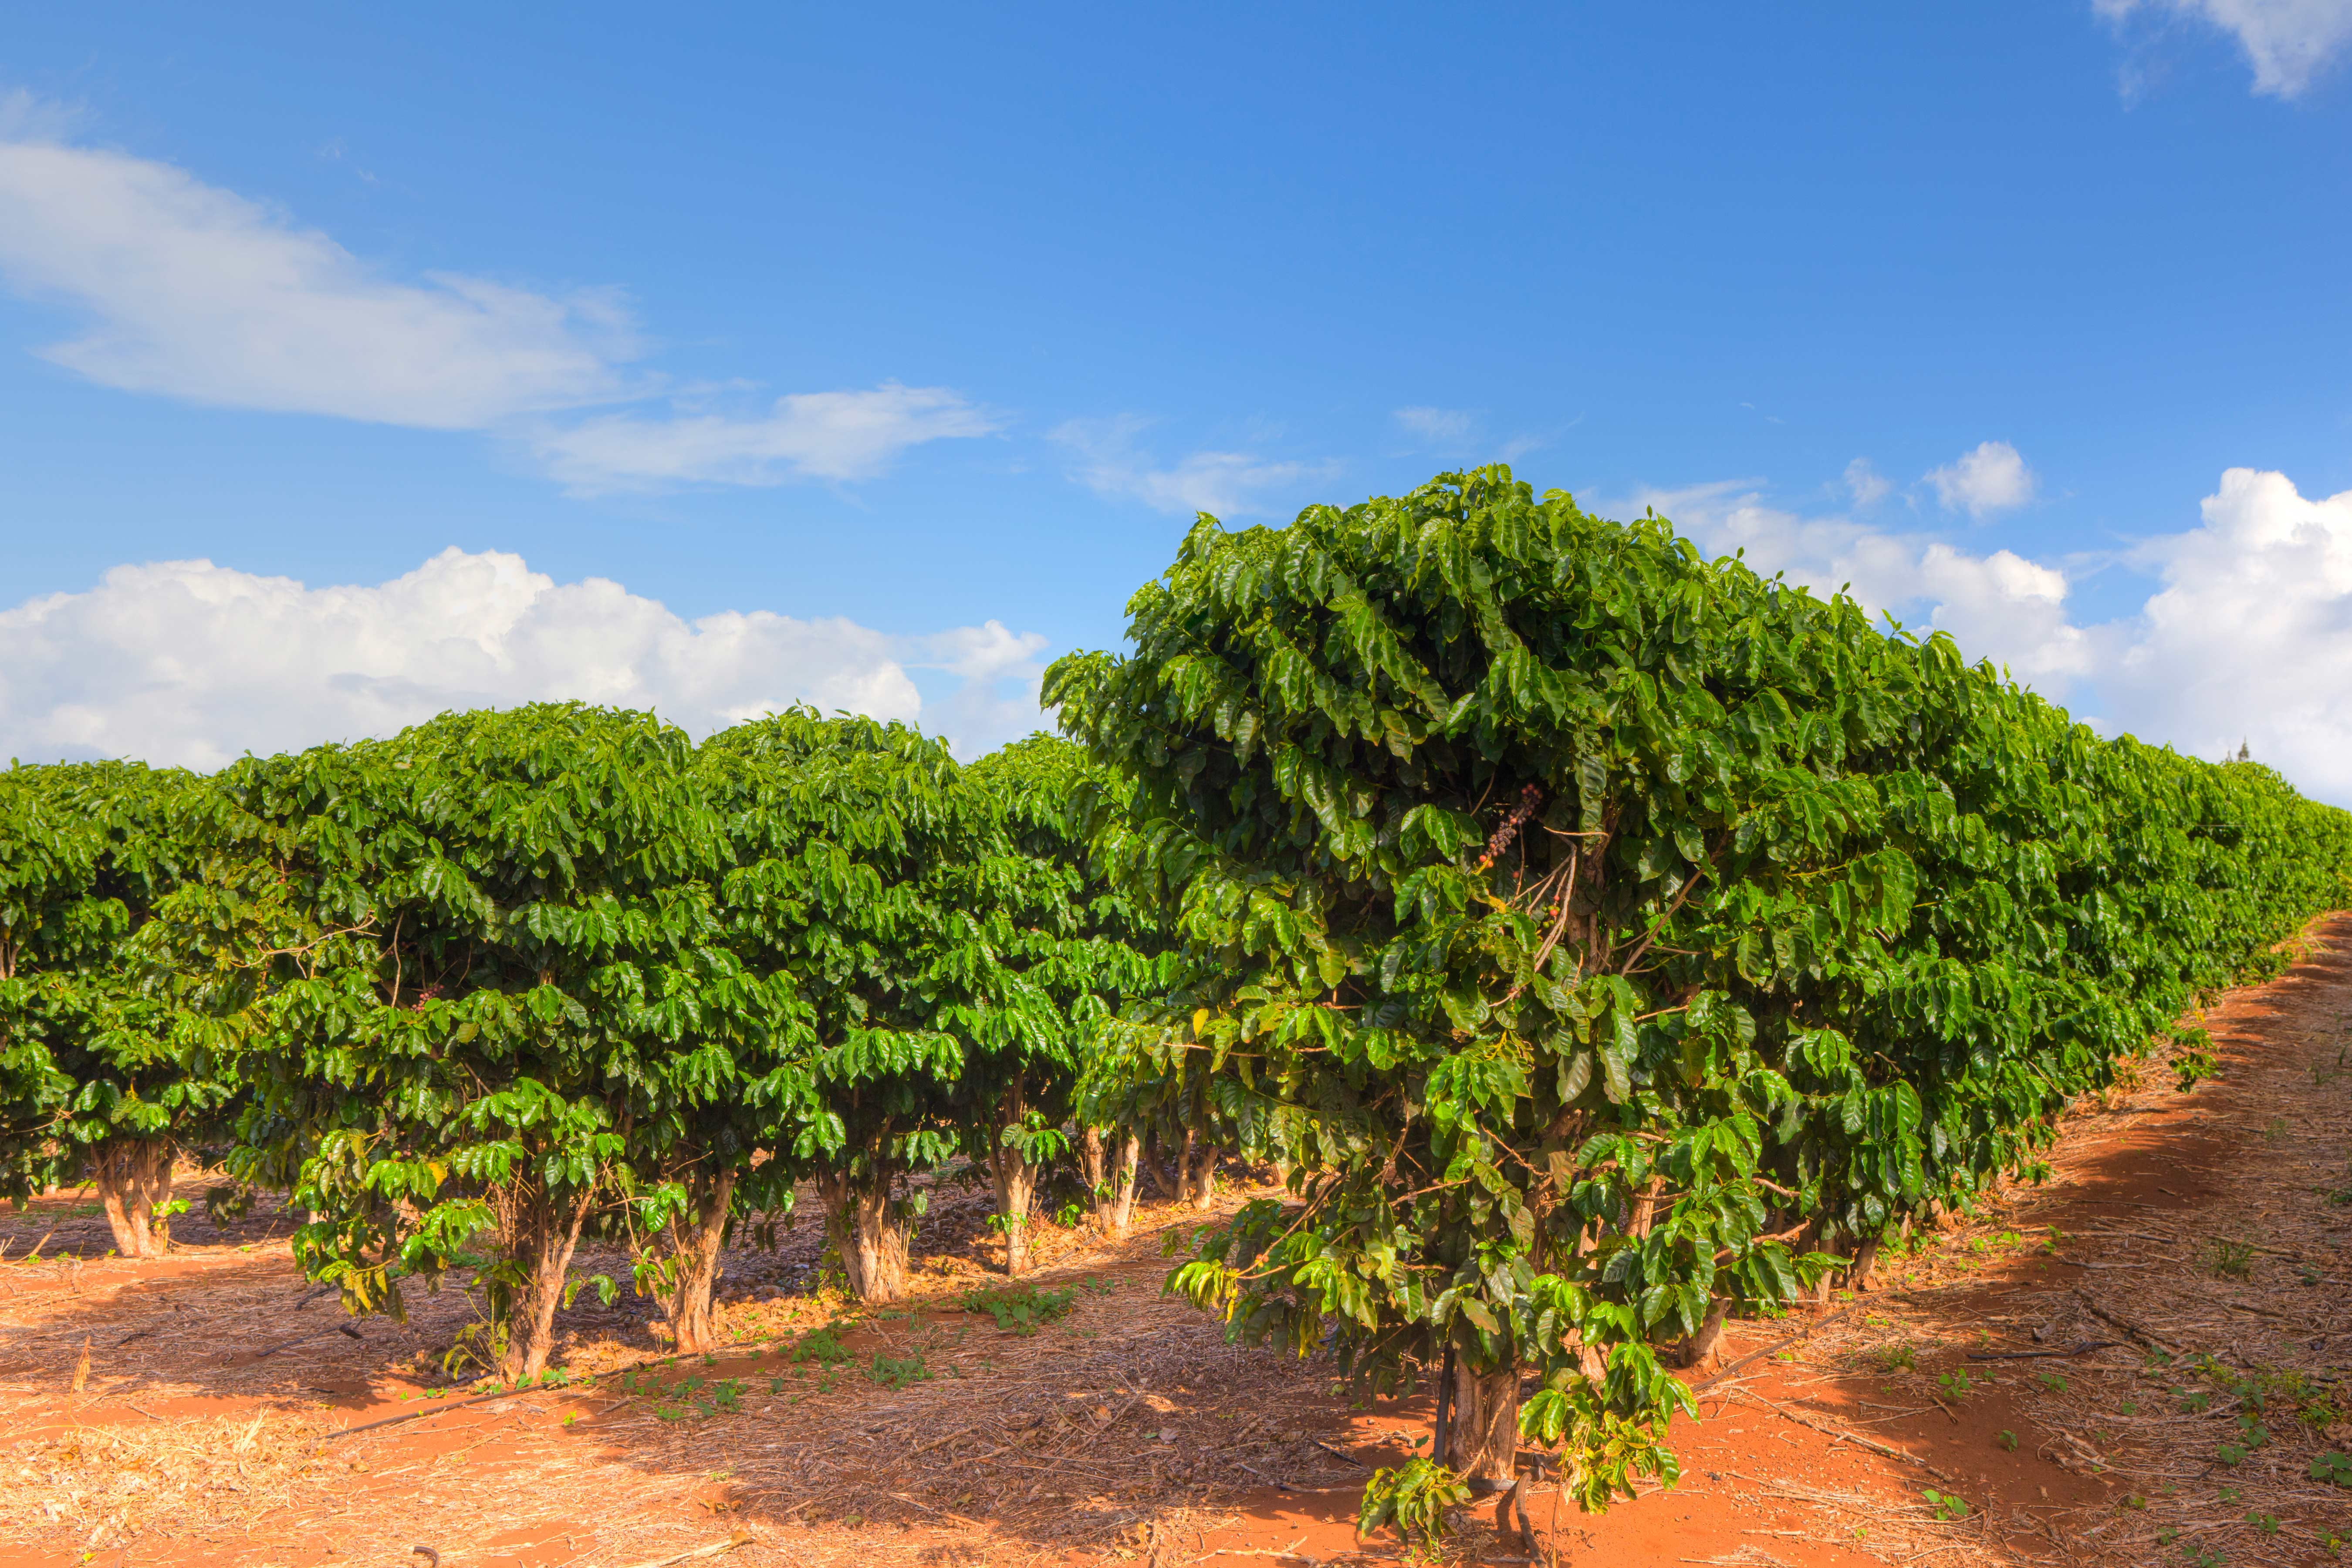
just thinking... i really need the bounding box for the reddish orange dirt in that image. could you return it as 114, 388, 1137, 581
4, 920, 2349, 1567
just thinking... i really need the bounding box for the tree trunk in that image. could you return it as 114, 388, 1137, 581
987, 1078, 1038, 1276
816, 1166, 909, 1303
1844, 1236, 1879, 1293
663, 1165, 737, 1355
1178, 1124, 1218, 1210
1795, 1217, 1835, 1303
1672, 1301, 1729, 1369
1079, 1127, 1140, 1240
1627, 1176, 1665, 1239
1445, 1358, 1521, 1485
1138, 1126, 1174, 1199
496, 1181, 594, 1382
91, 1137, 175, 1259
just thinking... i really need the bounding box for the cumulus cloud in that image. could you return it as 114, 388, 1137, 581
2095, 0, 2352, 97
1052, 415, 1338, 517
532, 384, 1002, 493
0, 549, 1047, 770
1626, 465, 2352, 805
1628, 480, 2094, 688
1393, 406, 1476, 443
2104, 468, 2352, 798
0, 104, 990, 486
1925, 440, 2037, 519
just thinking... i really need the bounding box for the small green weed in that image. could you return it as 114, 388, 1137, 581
1921, 1488, 1969, 1522
2210, 1238, 2256, 1280
2311, 1450, 2352, 1488
960, 1283, 1078, 1335
791, 1326, 855, 1365
866, 1351, 932, 1389
2036, 1371, 2069, 1393
1358, 1457, 1470, 1552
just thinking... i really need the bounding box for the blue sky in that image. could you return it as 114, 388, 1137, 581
5, 4, 2352, 793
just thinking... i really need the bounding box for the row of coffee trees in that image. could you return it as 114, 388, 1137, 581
0, 711, 1182, 1380
7, 466, 2351, 1514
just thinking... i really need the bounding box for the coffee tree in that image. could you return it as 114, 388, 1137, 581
154, 703, 764, 1379
0, 761, 226, 1257
962, 734, 1171, 1257
703, 710, 990, 1301
1051, 467, 2352, 1507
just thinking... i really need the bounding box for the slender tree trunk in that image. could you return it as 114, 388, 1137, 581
1079, 1127, 1139, 1240
985, 1078, 1039, 1276
1672, 1301, 1729, 1369
1444, 1358, 1521, 1485
662, 1165, 737, 1355
1627, 1176, 1666, 1238
815, 1166, 909, 1303
91, 1137, 175, 1259
1796, 1218, 1836, 1303
1844, 1236, 1879, 1293
1178, 1124, 1218, 1210
497, 1181, 594, 1382
1138, 1126, 1173, 1199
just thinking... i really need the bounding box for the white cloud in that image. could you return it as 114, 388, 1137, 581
0, 549, 1046, 770
2103, 468, 2352, 798
1925, 440, 2037, 519
1052, 416, 1338, 517
1393, 406, 1476, 442
2095, 0, 2352, 97
1628, 480, 2093, 687
1844, 458, 1892, 507
532, 384, 1002, 493
0, 131, 630, 429
0, 105, 990, 487
1628, 464, 2352, 806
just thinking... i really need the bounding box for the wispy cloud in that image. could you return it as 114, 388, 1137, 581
1052, 415, 1338, 517
1844, 458, 1893, 507
533, 384, 1002, 493
2094, 0, 2352, 98
1925, 440, 2037, 519
0, 98, 991, 490
1393, 406, 1476, 443
0, 126, 631, 429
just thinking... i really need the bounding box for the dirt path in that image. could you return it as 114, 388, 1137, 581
3, 922, 2348, 1568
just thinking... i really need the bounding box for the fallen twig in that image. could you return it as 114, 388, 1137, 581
2071, 1291, 2179, 1356
1730, 1387, 1963, 1485
319, 1389, 532, 1443
253, 1322, 363, 1359
1691, 1303, 1863, 1392
1964, 1339, 2118, 1362
614, 1528, 754, 1568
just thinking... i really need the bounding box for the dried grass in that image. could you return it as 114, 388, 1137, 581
0, 1406, 331, 1554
